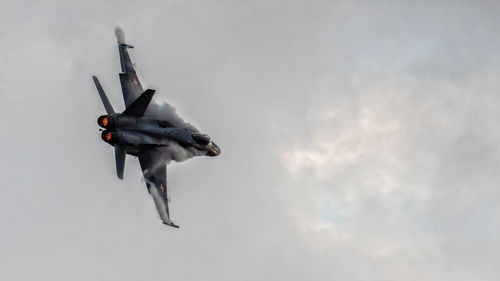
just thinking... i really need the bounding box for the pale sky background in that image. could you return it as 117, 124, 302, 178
1, 0, 500, 280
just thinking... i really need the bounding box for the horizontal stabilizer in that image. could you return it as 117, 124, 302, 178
114, 145, 126, 179
122, 89, 155, 117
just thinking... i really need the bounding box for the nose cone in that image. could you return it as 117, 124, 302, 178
206, 141, 221, 156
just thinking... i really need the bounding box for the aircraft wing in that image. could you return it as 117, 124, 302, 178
138, 149, 179, 228
118, 42, 145, 108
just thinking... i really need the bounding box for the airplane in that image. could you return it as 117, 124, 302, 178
92, 30, 221, 228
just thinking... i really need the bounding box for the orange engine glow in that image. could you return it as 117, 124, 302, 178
105, 132, 112, 141
102, 117, 108, 127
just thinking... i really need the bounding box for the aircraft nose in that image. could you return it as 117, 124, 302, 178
207, 142, 221, 156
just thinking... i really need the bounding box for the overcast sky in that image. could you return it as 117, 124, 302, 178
1, 0, 500, 280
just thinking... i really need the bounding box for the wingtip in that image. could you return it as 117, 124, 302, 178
118, 42, 134, 49
163, 221, 180, 228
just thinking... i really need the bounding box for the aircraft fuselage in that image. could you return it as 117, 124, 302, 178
97, 113, 221, 157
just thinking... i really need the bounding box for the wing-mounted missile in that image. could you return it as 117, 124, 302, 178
163, 221, 180, 228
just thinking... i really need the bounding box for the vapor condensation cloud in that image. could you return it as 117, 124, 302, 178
1, 1, 500, 281
115, 27, 126, 44
115, 25, 203, 162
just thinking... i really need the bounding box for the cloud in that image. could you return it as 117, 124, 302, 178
279, 70, 500, 280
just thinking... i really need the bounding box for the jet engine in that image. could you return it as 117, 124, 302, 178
100, 129, 166, 149
97, 115, 115, 129
101, 130, 117, 144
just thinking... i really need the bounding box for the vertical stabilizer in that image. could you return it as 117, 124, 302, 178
92, 76, 115, 114
122, 89, 155, 117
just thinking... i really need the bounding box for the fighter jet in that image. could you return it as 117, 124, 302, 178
92, 30, 221, 228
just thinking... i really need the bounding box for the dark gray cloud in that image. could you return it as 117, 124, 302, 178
1, 1, 500, 280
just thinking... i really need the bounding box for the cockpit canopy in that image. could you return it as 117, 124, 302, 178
192, 133, 211, 146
